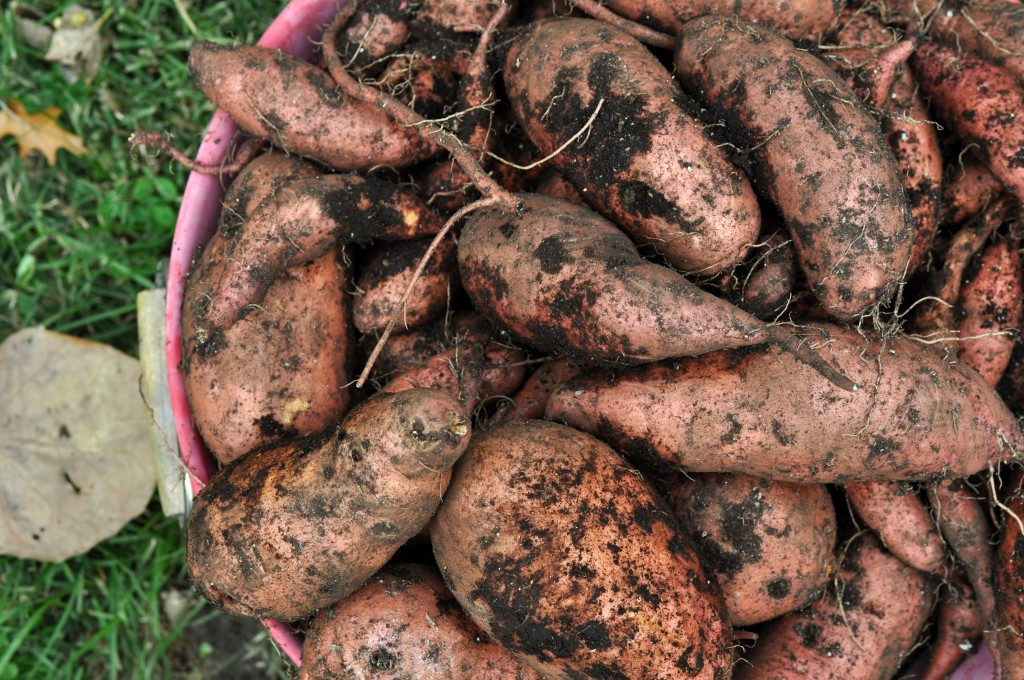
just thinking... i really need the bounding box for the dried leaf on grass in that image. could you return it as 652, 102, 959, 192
0, 99, 87, 166
0, 328, 156, 562
45, 6, 112, 84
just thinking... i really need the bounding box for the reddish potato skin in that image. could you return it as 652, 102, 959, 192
734, 231, 796, 320
996, 470, 1024, 678
943, 155, 1004, 227
354, 236, 457, 335
188, 43, 436, 171
432, 420, 732, 679
185, 389, 470, 622
459, 193, 799, 366
675, 16, 914, 320
535, 171, 585, 205
928, 5, 1024, 86
735, 533, 934, 680
546, 324, 1022, 482
183, 244, 350, 464
843, 480, 947, 573
666, 474, 837, 625
202, 174, 442, 330
378, 52, 458, 119
602, 0, 837, 40
507, 359, 583, 420
922, 580, 983, 680
299, 564, 539, 680
998, 342, 1024, 415
957, 241, 1023, 386
334, 0, 415, 76
218, 152, 321, 236
506, 18, 760, 275
912, 43, 1024, 205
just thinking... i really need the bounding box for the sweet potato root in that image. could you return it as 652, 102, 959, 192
666, 473, 837, 625
458, 193, 855, 389
546, 324, 1022, 482
432, 420, 732, 679
736, 533, 934, 679
843, 480, 947, 573
188, 42, 437, 171
299, 563, 539, 679
675, 15, 914, 319
505, 17, 760, 274
957, 239, 1023, 386
185, 388, 469, 621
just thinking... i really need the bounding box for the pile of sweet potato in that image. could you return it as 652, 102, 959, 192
159, 0, 1024, 677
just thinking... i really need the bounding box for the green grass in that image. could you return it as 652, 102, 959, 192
0, 1, 293, 677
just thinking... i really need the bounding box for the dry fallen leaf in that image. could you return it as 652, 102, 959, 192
0, 328, 156, 562
45, 5, 111, 84
0, 99, 87, 166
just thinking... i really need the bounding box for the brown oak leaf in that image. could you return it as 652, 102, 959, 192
0, 99, 87, 165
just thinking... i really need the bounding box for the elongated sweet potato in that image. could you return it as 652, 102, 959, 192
675, 15, 914, 319
547, 324, 1023, 482
200, 174, 442, 330
957, 240, 1023, 386
502, 358, 583, 421
843, 480, 947, 573
996, 469, 1024, 679
601, 0, 836, 40
733, 230, 796, 320
217, 151, 321, 236
354, 236, 457, 335
922, 580, 983, 680
432, 420, 732, 679
506, 18, 760, 274
927, 4, 1024, 86
736, 533, 934, 679
943, 154, 1004, 227
299, 563, 539, 679
666, 473, 837, 625
458, 193, 855, 389
185, 388, 470, 621
188, 42, 437, 171
183, 242, 350, 464
912, 42, 1024, 205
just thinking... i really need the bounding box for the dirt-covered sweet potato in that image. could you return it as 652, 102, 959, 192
299, 563, 539, 680
675, 15, 914, 319
998, 342, 1024, 415
332, 0, 416, 77
923, 580, 983, 680
505, 18, 761, 275
182, 241, 350, 464
943, 153, 1004, 227
733, 230, 796, 320
458, 193, 855, 389
217, 151, 321, 236
502, 358, 583, 421
666, 473, 837, 625
377, 51, 459, 119
188, 42, 437, 171
926, 4, 1024, 86
546, 324, 1023, 482
957, 239, 1023, 386
354, 236, 457, 335
735, 533, 934, 679
843, 480, 947, 573
185, 388, 470, 622
996, 469, 1024, 678
199, 173, 442, 330
432, 420, 732, 679
601, 0, 836, 40
913, 42, 1024, 205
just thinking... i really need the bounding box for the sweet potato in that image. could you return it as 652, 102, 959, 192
996, 469, 1024, 679
534, 170, 584, 205
199, 174, 442, 330
957, 239, 1023, 386
927, 4, 1024, 86
600, 0, 836, 40
431, 420, 732, 679
217, 151, 321, 236
353, 235, 457, 335
332, 0, 416, 76
675, 15, 914, 319
183, 243, 350, 464
666, 473, 837, 625
735, 533, 934, 679
912, 42, 1024, 205
998, 342, 1024, 415
505, 18, 761, 275
922, 580, 983, 680
546, 324, 1022, 482
458, 193, 855, 389
188, 42, 437, 171
185, 388, 470, 621
502, 358, 583, 421
843, 480, 947, 573
943, 153, 1004, 227
299, 563, 539, 680
377, 52, 459, 119
928, 477, 1000, 670
733, 230, 796, 320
